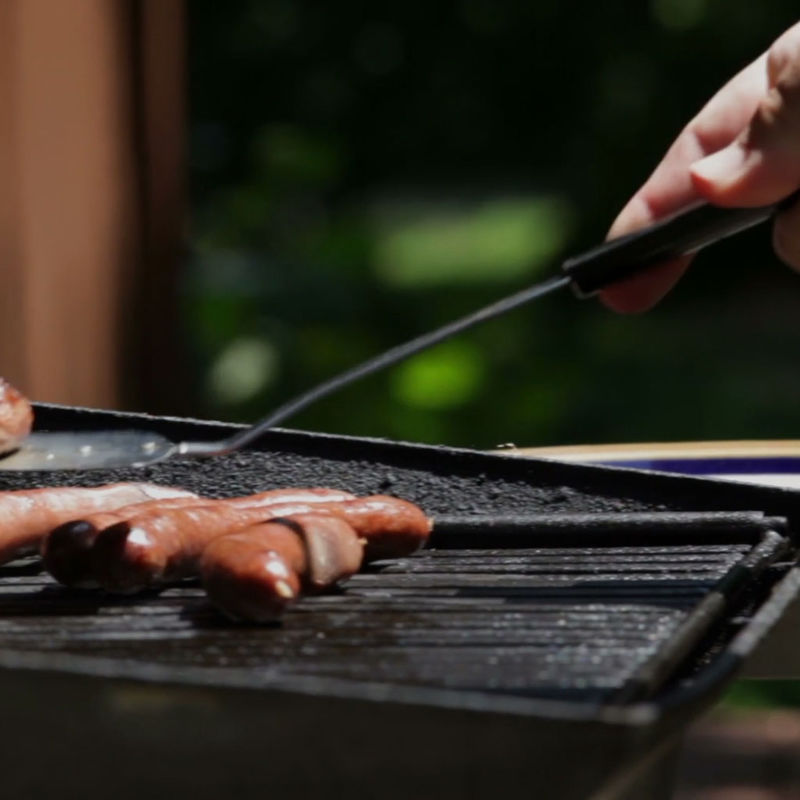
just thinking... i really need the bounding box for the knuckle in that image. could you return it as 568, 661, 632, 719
767, 25, 800, 86
684, 118, 716, 156
767, 45, 790, 87
746, 77, 800, 149
774, 57, 800, 109
756, 88, 784, 129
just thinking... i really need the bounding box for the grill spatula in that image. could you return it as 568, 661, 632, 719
0, 197, 792, 471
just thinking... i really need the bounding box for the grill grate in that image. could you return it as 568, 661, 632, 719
0, 517, 782, 704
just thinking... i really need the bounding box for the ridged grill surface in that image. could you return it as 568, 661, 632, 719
0, 542, 751, 702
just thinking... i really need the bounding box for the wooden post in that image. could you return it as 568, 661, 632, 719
0, 0, 185, 412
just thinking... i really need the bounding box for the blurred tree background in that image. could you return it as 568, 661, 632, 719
187, 0, 800, 450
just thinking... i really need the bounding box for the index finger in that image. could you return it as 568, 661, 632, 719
600, 53, 769, 312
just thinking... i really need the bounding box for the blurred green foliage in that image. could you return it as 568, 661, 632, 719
373, 197, 570, 287
723, 680, 800, 711
188, 0, 800, 451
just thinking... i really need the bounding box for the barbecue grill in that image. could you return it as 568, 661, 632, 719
1, 404, 800, 800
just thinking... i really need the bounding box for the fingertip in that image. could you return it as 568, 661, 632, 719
597, 258, 692, 313
691, 144, 799, 208
689, 144, 751, 204
689, 163, 721, 202
598, 288, 655, 314
689, 162, 750, 207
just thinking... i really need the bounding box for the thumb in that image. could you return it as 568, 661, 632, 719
690, 33, 800, 206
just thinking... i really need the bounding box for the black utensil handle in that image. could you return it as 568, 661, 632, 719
562, 192, 799, 297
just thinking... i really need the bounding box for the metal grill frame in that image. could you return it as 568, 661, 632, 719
0, 513, 781, 707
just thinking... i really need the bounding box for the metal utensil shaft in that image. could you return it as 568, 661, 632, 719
180, 274, 571, 457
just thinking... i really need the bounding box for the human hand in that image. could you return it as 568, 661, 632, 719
601, 21, 800, 313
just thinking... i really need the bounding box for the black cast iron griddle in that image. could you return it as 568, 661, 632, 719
0, 403, 799, 800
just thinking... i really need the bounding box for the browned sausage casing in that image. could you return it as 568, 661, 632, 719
200, 513, 364, 622
92, 495, 430, 594
199, 521, 308, 622
43, 487, 355, 588
0, 378, 33, 455
0, 482, 195, 565
289, 513, 364, 587
42, 496, 203, 587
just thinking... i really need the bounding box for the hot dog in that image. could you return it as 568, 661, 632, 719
43, 487, 355, 588
200, 514, 363, 622
92, 495, 431, 594
290, 513, 364, 586
0, 482, 196, 565
0, 378, 33, 454
42, 496, 204, 587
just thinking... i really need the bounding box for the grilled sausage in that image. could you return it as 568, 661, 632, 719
0, 378, 33, 454
200, 514, 364, 622
43, 488, 354, 588
44, 488, 355, 588
92, 501, 339, 593
317, 495, 432, 561
0, 482, 195, 565
92, 495, 431, 594
291, 513, 364, 586
199, 520, 307, 622
42, 496, 204, 587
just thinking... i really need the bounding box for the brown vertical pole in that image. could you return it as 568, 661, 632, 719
0, 0, 185, 412
0, 0, 27, 387
126, 0, 188, 414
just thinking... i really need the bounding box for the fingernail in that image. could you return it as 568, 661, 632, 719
691, 144, 749, 187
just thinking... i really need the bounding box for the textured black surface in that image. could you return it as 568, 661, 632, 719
8, 403, 800, 527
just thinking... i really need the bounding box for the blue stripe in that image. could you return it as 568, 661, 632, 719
596, 457, 800, 476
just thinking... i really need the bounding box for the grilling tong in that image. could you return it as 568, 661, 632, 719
2, 196, 794, 471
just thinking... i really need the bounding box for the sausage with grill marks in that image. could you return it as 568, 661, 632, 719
43, 488, 355, 588
92, 495, 431, 594
0, 378, 33, 455
43, 496, 204, 588
200, 513, 364, 622
0, 483, 196, 565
